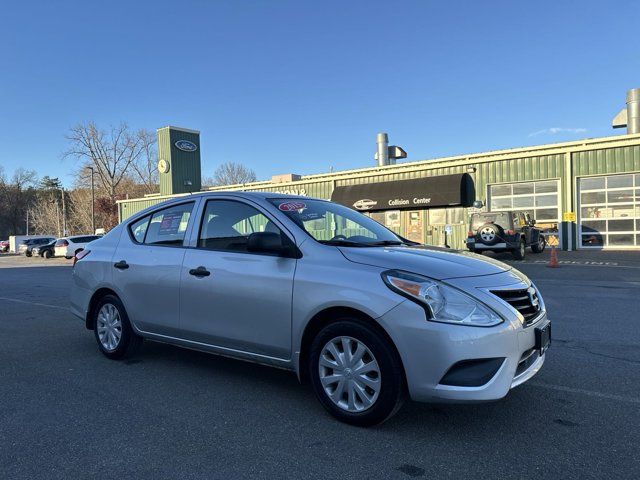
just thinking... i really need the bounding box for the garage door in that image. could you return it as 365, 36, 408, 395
578, 173, 640, 249
488, 180, 560, 235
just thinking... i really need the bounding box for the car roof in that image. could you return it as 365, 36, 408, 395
127, 191, 315, 221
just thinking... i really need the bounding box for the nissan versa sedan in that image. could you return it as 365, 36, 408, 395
71, 192, 551, 426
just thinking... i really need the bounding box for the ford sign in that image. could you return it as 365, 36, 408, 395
175, 140, 198, 152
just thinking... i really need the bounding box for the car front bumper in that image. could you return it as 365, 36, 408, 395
376, 298, 549, 403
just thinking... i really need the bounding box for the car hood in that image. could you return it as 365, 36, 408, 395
339, 245, 512, 280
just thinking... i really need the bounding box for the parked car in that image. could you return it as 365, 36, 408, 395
32, 239, 57, 259
466, 211, 546, 260
20, 237, 56, 257
71, 193, 550, 426
0, 240, 9, 253
55, 235, 102, 259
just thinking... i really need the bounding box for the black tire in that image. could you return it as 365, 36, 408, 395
477, 223, 504, 246
25, 251, 32, 257
531, 235, 546, 253
43, 250, 52, 259
512, 239, 526, 260
92, 294, 142, 360
308, 318, 405, 427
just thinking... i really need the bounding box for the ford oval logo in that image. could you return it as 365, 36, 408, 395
175, 140, 198, 152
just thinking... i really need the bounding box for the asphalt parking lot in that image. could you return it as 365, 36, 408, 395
1, 251, 639, 479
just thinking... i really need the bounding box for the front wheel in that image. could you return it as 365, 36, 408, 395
43, 250, 52, 259
308, 319, 405, 427
92, 294, 142, 360
512, 239, 526, 260
531, 236, 546, 253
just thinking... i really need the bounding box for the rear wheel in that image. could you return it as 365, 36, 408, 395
92, 294, 142, 360
308, 318, 405, 427
512, 239, 526, 260
531, 235, 546, 253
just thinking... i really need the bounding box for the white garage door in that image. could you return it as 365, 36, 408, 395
578, 173, 640, 249
488, 180, 560, 235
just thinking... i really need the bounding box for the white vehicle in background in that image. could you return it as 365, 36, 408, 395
55, 235, 102, 259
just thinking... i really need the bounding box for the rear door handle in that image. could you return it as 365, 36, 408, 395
114, 260, 129, 270
189, 266, 211, 278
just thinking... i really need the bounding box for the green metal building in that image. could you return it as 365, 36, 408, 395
118, 126, 640, 251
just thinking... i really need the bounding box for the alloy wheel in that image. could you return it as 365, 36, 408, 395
480, 226, 496, 242
318, 336, 381, 412
97, 303, 122, 351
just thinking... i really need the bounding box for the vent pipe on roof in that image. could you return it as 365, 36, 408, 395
376, 132, 390, 166
612, 88, 640, 134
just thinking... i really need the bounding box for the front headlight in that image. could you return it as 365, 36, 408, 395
381, 270, 503, 327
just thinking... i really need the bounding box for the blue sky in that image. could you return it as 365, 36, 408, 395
1, 0, 638, 186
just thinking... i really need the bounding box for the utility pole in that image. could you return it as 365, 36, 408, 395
86, 166, 95, 233
61, 188, 67, 236
26, 210, 29, 235
55, 200, 61, 237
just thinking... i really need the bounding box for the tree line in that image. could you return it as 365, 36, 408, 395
0, 122, 257, 240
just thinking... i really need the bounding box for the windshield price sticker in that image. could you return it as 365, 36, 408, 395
278, 202, 306, 212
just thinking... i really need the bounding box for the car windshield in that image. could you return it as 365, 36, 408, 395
269, 198, 404, 246
471, 212, 511, 230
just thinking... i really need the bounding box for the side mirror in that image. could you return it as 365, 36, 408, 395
247, 232, 297, 257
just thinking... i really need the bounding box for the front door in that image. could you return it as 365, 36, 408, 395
179, 199, 296, 360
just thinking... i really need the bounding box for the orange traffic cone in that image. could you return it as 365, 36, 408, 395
547, 246, 559, 268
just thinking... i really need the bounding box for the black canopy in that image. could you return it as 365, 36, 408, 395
331, 173, 475, 211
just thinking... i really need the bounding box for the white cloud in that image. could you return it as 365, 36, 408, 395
528, 127, 587, 137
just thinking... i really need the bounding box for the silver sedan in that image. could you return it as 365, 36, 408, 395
71, 192, 550, 426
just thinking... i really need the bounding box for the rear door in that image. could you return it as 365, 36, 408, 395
112, 201, 197, 337
179, 198, 296, 359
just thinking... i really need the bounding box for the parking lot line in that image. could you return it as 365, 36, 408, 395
528, 382, 640, 405
0, 296, 69, 311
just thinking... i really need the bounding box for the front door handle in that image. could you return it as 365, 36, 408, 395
189, 266, 211, 278
114, 260, 129, 270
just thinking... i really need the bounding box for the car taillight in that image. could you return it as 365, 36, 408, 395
73, 249, 91, 267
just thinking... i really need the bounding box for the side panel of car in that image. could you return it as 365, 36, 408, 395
179, 198, 297, 359
110, 200, 200, 338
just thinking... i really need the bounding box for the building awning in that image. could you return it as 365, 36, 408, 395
331, 173, 475, 211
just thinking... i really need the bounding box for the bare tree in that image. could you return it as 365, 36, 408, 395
28, 176, 64, 236
63, 122, 149, 203
129, 129, 158, 194
1, 168, 38, 236
206, 161, 258, 187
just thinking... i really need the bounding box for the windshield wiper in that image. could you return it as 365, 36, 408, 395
366, 240, 406, 246
319, 239, 371, 247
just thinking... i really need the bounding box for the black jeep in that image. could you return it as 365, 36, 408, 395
466, 211, 546, 260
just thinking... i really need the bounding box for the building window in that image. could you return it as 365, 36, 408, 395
578, 173, 640, 249
488, 180, 560, 234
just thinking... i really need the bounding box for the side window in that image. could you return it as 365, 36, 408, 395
129, 216, 150, 243
144, 203, 195, 246
198, 200, 280, 252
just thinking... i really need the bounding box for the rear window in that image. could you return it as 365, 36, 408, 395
471, 212, 511, 230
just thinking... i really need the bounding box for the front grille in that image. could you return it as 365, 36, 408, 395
491, 287, 541, 326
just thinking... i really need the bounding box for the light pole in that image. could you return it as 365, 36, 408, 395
86, 166, 95, 234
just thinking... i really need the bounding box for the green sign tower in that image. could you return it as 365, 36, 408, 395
157, 126, 202, 195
